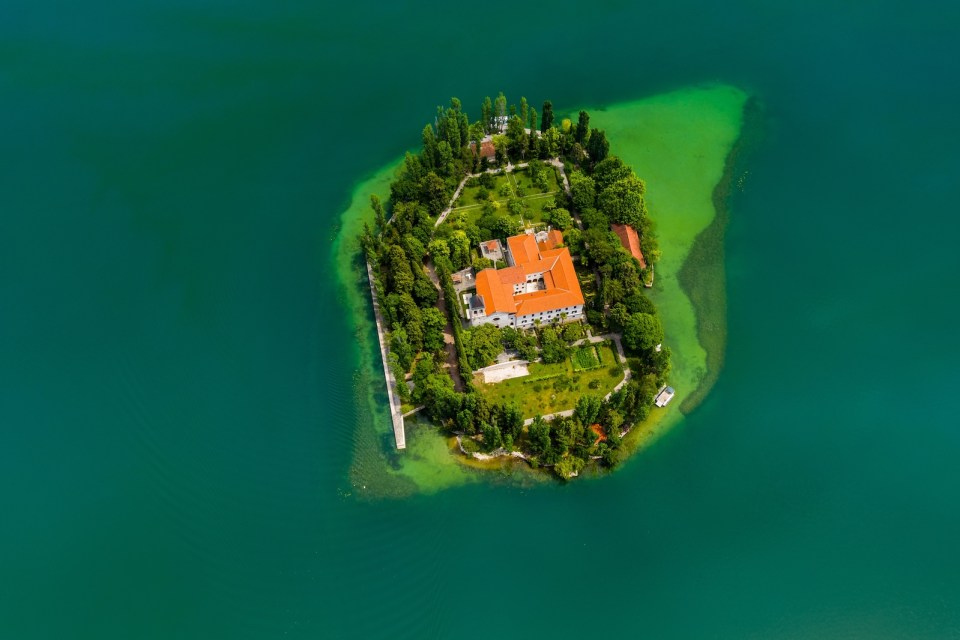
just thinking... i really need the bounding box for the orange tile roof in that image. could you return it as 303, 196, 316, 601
507, 234, 539, 266
474, 231, 584, 318
475, 269, 516, 315
590, 423, 607, 444
611, 223, 646, 268
470, 140, 498, 159
537, 229, 564, 251
497, 265, 526, 285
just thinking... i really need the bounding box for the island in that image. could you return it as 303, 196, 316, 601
358, 93, 673, 479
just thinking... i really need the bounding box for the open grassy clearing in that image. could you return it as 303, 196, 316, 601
453, 167, 560, 210
474, 344, 623, 418
571, 345, 602, 371
447, 192, 559, 228
454, 173, 514, 207
510, 166, 561, 195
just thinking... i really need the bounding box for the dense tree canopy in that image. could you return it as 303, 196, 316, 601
359, 91, 670, 476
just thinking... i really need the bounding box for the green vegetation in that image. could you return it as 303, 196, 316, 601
339, 84, 748, 494
358, 89, 679, 481
474, 344, 623, 419
571, 345, 602, 371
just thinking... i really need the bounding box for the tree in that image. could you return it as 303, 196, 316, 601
541, 100, 553, 132
575, 110, 590, 144
561, 321, 584, 342
492, 211, 520, 238
412, 274, 438, 307
593, 156, 634, 192
448, 230, 472, 270
513, 331, 538, 362
452, 97, 469, 148
481, 423, 502, 451
403, 235, 427, 263
360, 222, 377, 259
608, 303, 631, 332
436, 141, 454, 175
388, 352, 411, 403
539, 326, 569, 364
529, 109, 538, 141
389, 325, 414, 372
543, 207, 572, 231
481, 96, 493, 134
388, 246, 414, 294
541, 127, 560, 157
527, 416, 552, 457
625, 291, 656, 315
472, 256, 493, 271
428, 238, 450, 260
554, 455, 585, 480
422, 124, 438, 169
569, 171, 596, 211
412, 352, 437, 388
499, 403, 524, 441
465, 323, 502, 369
605, 409, 624, 439
492, 134, 509, 166
573, 394, 602, 427
587, 128, 609, 163
419, 172, 450, 217
520, 96, 528, 126
598, 175, 646, 228
506, 115, 527, 158
422, 307, 446, 353
622, 313, 664, 353
370, 194, 386, 232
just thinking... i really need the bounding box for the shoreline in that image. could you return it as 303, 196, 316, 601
335, 84, 750, 495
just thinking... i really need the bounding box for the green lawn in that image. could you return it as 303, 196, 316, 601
446, 191, 559, 229
474, 344, 623, 418
445, 206, 486, 229
451, 168, 561, 223
454, 173, 515, 207
571, 345, 602, 371
509, 166, 561, 196
521, 193, 559, 224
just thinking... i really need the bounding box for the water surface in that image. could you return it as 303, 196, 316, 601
2, 1, 960, 638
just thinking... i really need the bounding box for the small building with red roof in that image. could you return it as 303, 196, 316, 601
470, 138, 497, 162
611, 223, 647, 269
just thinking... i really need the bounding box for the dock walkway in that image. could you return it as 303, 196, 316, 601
365, 260, 406, 449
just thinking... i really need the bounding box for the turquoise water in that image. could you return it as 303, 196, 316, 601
3, 1, 960, 638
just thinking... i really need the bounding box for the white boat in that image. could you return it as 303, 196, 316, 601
654, 386, 675, 407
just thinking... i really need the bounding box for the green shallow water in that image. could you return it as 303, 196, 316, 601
3, 1, 960, 638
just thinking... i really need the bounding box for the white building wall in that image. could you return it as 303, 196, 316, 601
515, 305, 584, 327
471, 312, 514, 328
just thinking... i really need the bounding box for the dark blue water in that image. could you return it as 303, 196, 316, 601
2, 1, 960, 637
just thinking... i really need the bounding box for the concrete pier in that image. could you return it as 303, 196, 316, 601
365, 260, 406, 449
